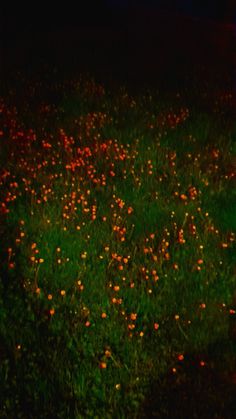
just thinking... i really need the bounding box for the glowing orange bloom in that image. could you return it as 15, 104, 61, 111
99, 362, 107, 369
105, 350, 111, 358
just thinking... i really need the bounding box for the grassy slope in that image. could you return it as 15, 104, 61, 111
0, 71, 236, 418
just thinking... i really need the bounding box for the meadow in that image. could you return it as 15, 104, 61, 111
0, 69, 236, 418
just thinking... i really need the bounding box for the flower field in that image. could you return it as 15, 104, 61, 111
0, 71, 236, 418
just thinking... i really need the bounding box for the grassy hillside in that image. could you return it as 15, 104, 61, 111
0, 70, 236, 418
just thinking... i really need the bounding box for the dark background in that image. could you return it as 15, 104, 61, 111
1, 1, 236, 92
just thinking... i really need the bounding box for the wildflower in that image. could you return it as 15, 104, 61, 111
128, 324, 135, 330
8, 262, 15, 269
130, 313, 137, 321
99, 362, 107, 369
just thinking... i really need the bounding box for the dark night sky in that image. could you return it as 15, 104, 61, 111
1, 0, 235, 91
3, 0, 236, 36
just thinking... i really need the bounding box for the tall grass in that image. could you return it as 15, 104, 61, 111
0, 72, 235, 418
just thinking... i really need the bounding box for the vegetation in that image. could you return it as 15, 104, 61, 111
0, 70, 236, 418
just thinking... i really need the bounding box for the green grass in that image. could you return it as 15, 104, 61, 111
0, 72, 236, 418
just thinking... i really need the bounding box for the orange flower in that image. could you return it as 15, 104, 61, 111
128, 324, 135, 330
130, 313, 137, 321
99, 362, 107, 369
